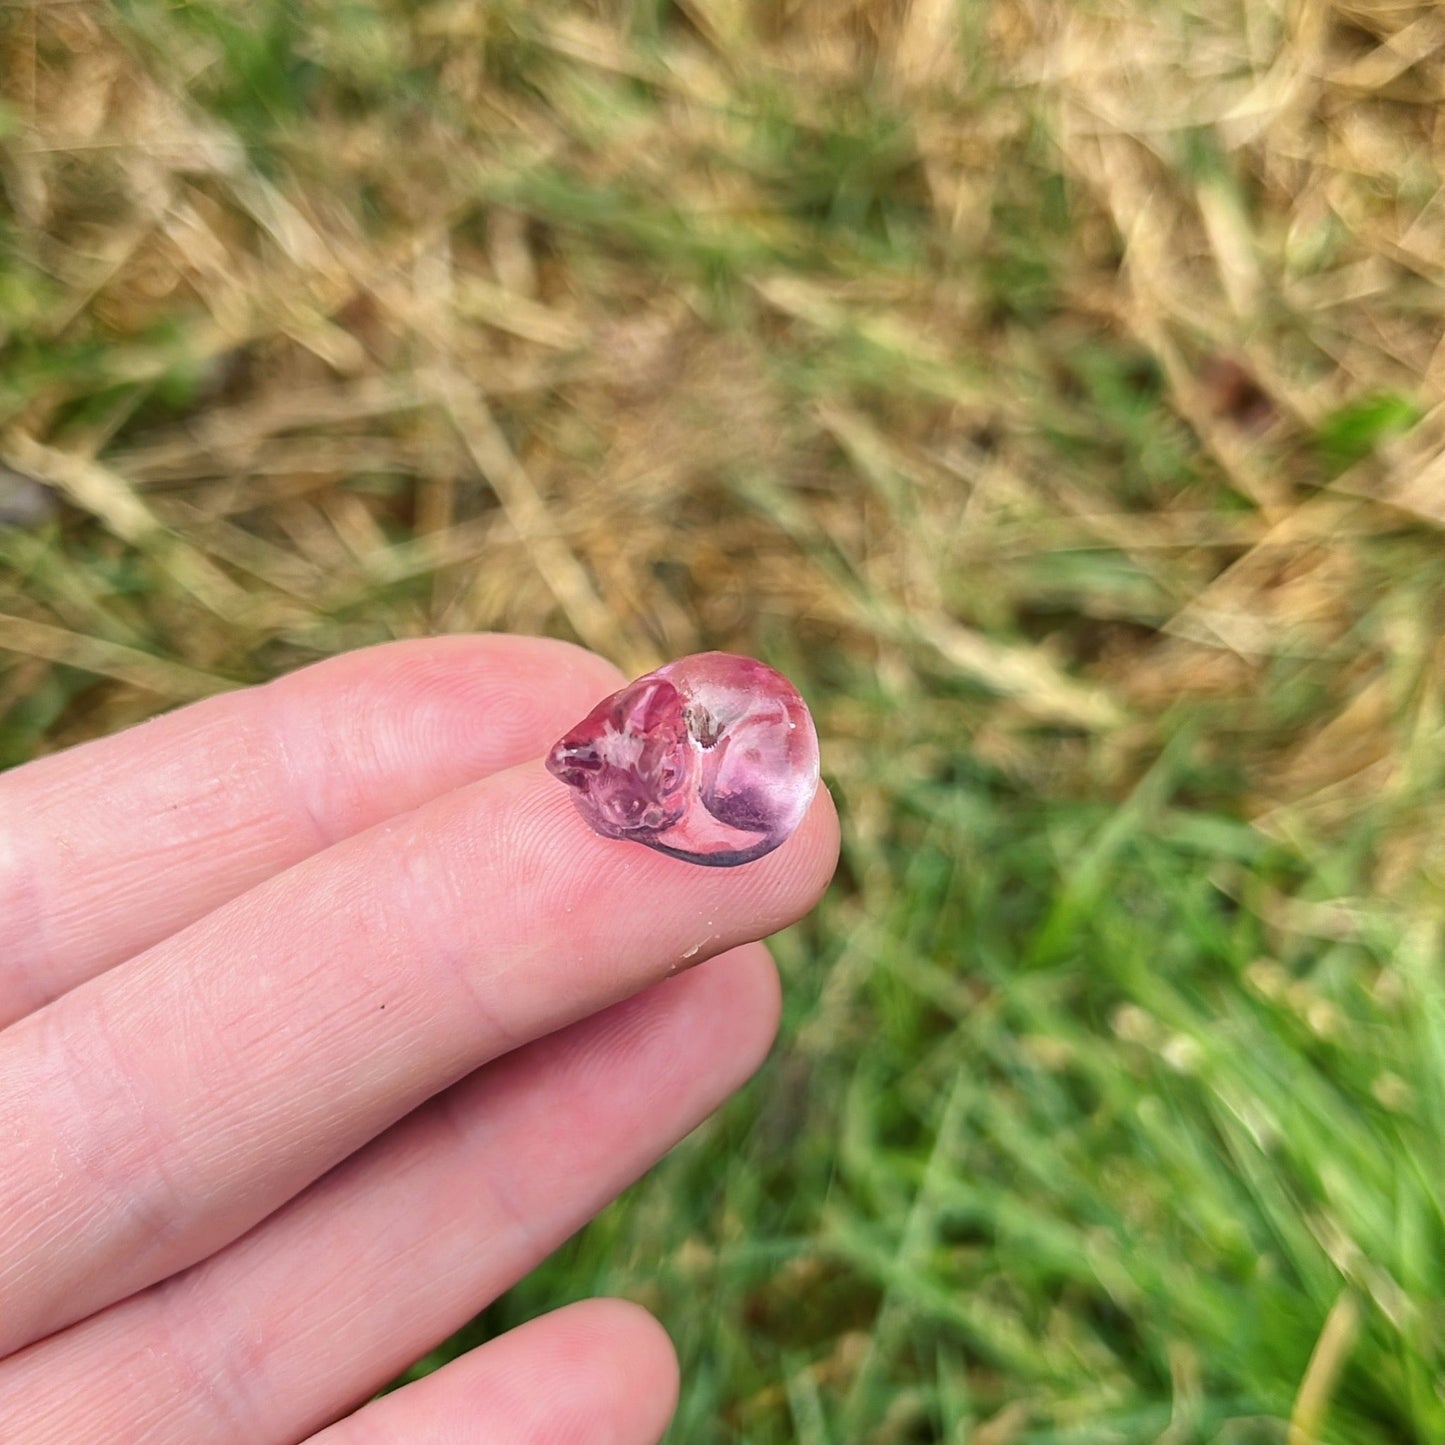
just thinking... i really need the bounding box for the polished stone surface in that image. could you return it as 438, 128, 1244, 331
545, 652, 820, 866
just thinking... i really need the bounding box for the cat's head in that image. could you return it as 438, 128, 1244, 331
545, 677, 695, 837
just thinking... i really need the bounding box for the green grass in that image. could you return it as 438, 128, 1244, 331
460, 744, 1445, 1442
5, 0, 1445, 1439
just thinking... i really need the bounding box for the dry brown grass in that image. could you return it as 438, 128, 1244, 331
0, 0, 1442, 842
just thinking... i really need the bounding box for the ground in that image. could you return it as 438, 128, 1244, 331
2, 1, 1444, 1440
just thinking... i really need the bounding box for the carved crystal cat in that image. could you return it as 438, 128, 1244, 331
545, 652, 820, 866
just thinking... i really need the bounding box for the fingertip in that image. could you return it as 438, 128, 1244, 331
499, 1296, 680, 1445
267, 634, 628, 783
307, 1297, 679, 1444
254, 634, 630, 850
460, 761, 834, 1033
701, 941, 783, 1078
681, 776, 839, 947
790, 780, 842, 916
472, 632, 629, 699
561, 1297, 681, 1438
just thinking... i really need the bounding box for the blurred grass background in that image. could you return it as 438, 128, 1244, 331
3, 1, 1445, 1440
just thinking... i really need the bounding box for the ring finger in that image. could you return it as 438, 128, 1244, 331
0, 944, 777, 1443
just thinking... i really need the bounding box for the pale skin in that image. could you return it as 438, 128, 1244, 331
0, 635, 840, 1443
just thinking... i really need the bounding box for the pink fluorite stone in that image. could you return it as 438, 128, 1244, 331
545, 652, 820, 866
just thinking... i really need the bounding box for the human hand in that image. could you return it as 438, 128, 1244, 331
0, 636, 838, 1443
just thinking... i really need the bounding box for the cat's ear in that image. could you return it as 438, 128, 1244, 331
544, 738, 603, 788
615, 678, 681, 736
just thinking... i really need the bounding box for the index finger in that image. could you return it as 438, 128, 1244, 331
0, 635, 625, 1026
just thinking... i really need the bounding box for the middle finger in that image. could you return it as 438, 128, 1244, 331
0, 755, 838, 1353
